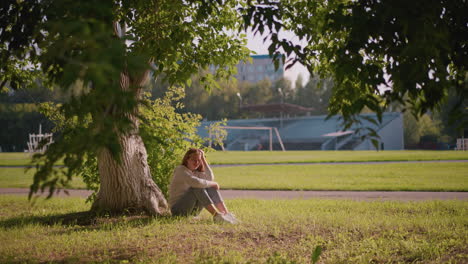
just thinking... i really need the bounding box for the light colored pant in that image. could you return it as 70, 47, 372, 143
171, 187, 223, 216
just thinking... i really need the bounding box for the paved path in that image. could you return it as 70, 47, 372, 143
1, 188, 467, 201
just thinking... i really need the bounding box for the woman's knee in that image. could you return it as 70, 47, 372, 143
205, 188, 223, 203
190, 187, 207, 194
207, 187, 218, 192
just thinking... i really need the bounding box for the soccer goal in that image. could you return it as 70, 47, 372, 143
209, 126, 285, 151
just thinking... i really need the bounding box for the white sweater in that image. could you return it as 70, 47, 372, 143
168, 165, 215, 207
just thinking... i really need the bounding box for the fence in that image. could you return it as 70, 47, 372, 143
456, 138, 467, 150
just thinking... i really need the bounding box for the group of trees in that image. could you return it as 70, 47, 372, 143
149, 72, 332, 120
402, 86, 467, 149
0, 80, 65, 152
1, 0, 466, 215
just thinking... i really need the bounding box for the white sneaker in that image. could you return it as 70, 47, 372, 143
224, 212, 239, 224
213, 213, 232, 224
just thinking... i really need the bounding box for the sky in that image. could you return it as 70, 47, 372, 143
245, 30, 310, 88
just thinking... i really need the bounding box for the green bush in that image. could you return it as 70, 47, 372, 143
140, 86, 207, 198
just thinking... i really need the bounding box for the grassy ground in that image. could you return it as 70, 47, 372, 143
214, 162, 468, 191
0, 168, 86, 189
207, 150, 468, 164
0, 152, 39, 166
1, 150, 468, 166
1, 162, 467, 191
0, 196, 466, 263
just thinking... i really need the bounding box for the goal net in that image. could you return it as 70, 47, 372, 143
209, 126, 285, 151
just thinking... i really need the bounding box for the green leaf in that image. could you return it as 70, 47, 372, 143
311, 245, 322, 264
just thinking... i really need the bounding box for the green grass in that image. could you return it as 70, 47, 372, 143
1, 150, 468, 166
0, 153, 64, 166
0, 168, 86, 189
207, 150, 468, 164
214, 162, 468, 191
1, 162, 467, 191
0, 196, 466, 263
0, 152, 35, 166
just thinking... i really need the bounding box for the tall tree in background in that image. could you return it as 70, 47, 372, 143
403, 111, 441, 148
242, 0, 467, 131
183, 74, 240, 120
434, 87, 468, 140
242, 79, 273, 105
271, 77, 293, 105
1, 0, 249, 215
294, 74, 333, 115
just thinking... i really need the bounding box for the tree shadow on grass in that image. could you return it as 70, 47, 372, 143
0, 210, 185, 230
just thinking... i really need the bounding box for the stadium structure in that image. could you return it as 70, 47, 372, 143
198, 112, 404, 151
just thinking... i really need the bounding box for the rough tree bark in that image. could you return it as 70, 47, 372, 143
92, 132, 169, 215
91, 22, 169, 215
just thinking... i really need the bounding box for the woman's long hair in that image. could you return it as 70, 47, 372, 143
181, 148, 205, 172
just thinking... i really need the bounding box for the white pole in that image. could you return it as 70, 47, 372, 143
208, 131, 212, 148
269, 128, 273, 151
273, 127, 286, 151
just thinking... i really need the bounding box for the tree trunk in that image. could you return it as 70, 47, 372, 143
91, 21, 169, 216
92, 133, 169, 215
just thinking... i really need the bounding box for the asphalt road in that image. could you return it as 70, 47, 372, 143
1, 188, 467, 201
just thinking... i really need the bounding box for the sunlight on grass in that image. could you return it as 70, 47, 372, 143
1, 151, 467, 166
214, 162, 468, 191
207, 150, 468, 164
0, 196, 466, 263
0, 168, 86, 189
0, 153, 33, 166
1, 162, 467, 191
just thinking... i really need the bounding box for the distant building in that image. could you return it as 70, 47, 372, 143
198, 112, 405, 151
235, 54, 284, 83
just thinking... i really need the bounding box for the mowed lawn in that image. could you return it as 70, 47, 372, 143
1, 150, 468, 166
207, 150, 468, 164
214, 162, 468, 191
0, 196, 466, 263
0, 168, 86, 189
0, 153, 39, 166
0, 162, 467, 191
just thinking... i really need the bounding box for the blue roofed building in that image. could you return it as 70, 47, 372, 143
198, 112, 404, 151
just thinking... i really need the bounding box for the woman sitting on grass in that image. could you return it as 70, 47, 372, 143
168, 148, 238, 224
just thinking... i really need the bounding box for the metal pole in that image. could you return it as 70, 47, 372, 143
208, 131, 212, 148
273, 127, 286, 151
280, 111, 283, 128
236, 92, 242, 112
278, 88, 283, 128
269, 128, 273, 151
